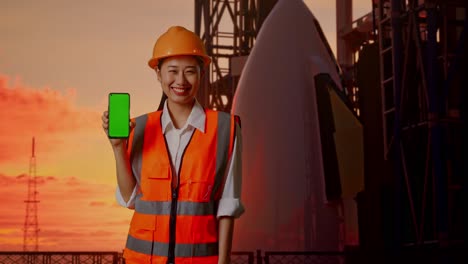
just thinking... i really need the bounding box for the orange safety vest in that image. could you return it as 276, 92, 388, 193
122, 109, 237, 264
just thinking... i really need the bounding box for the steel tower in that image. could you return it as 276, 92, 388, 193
354, 0, 467, 249
23, 137, 40, 251
194, 0, 277, 111
375, 0, 467, 248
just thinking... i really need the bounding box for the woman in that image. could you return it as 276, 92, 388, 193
101, 26, 244, 264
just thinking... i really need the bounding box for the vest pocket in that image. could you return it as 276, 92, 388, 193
141, 163, 171, 200
129, 212, 157, 231
148, 163, 171, 179
179, 178, 213, 202
126, 214, 157, 264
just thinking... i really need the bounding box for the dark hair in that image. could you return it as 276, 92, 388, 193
157, 56, 205, 70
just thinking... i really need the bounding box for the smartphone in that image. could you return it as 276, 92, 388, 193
108, 93, 130, 138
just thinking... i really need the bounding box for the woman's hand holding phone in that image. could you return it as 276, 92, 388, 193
101, 111, 135, 149
103, 94, 137, 200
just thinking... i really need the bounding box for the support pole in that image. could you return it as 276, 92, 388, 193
391, 0, 404, 249
426, 1, 448, 247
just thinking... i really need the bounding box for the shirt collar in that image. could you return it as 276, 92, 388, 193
161, 99, 206, 134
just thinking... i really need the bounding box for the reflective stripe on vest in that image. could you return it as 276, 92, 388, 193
127, 235, 218, 257
129, 114, 148, 186
211, 111, 231, 200
123, 110, 235, 263
135, 198, 216, 216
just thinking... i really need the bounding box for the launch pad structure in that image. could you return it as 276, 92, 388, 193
352, 0, 467, 249
195, 0, 467, 250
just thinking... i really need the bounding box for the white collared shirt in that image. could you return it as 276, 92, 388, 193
115, 100, 245, 218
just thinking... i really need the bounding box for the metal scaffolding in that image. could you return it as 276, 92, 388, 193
374, 0, 467, 248
194, 0, 277, 111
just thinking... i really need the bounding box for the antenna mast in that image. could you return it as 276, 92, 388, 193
23, 137, 40, 251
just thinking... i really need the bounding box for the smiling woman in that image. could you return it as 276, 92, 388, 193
102, 26, 244, 264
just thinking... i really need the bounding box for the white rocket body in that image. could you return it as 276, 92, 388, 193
231, 0, 363, 251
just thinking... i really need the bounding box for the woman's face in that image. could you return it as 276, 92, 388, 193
156, 55, 201, 107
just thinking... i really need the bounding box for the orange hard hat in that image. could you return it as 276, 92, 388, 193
148, 26, 211, 69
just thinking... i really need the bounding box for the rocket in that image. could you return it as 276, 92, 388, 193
231, 0, 364, 251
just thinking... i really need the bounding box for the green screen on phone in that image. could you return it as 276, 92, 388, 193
108, 93, 130, 138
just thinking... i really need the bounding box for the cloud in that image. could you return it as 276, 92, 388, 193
0, 74, 101, 164
0, 173, 132, 251
89, 230, 115, 236
65, 177, 81, 186
0, 173, 58, 185
89, 201, 107, 207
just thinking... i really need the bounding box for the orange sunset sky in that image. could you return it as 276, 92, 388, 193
0, 0, 371, 251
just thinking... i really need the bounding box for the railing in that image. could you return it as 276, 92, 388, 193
231, 251, 255, 264
0, 252, 252, 264
1, 249, 466, 264
263, 251, 345, 264
0, 252, 122, 264
261, 249, 467, 264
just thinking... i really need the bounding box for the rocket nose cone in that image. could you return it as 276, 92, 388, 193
231, 0, 345, 252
